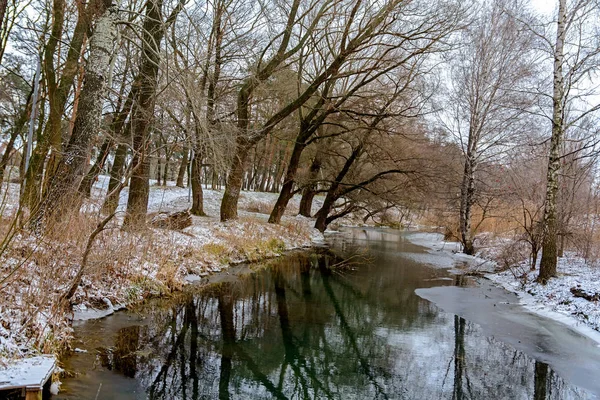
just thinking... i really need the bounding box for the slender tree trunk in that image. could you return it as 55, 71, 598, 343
102, 141, 128, 214
459, 153, 476, 255
539, 0, 566, 284
0, 89, 33, 187
259, 136, 274, 192
211, 168, 218, 190
22, 0, 65, 209
0, 0, 7, 60
163, 150, 169, 185
42, 1, 94, 195
155, 140, 163, 185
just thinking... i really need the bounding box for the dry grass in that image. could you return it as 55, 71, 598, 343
243, 199, 273, 214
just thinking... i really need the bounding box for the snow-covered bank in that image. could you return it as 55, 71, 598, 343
406, 231, 600, 346
0, 179, 324, 368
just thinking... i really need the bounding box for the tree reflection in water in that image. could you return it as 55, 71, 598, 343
79, 246, 590, 400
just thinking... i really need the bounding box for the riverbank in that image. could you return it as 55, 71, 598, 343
0, 179, 324, 368
405, 231, 600, 345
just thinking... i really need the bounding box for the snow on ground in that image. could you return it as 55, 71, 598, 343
407, 231, 600, 345
405, 232, 496, 273
487, 254, 600, 344
0, 177, 325, 367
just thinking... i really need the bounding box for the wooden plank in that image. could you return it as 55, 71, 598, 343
0, 356, 56, 392
25, 389, 42, 400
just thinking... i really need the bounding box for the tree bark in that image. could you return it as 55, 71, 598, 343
190, 151, 205, 216
220, 140, 249, 221
29, 3, 116, 229
268, 141, 306, 223
459, 152, 476, 255
123, 0, 173, 228
0, 89, 33, 187
539, 0, 566, 284
176, 146, 189, 187
78, 136, 112, 197
102, 141, 128, 214
41, 0, 97, 194
0, 0, 7, 60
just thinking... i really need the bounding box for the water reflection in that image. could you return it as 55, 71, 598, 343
56, 229, 594, 399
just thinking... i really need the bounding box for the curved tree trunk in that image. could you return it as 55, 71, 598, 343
176, 146, 189, 187
220, 142, 248, 221
268, 141, 306, 223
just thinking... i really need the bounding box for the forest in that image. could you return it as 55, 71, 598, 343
0, 0, 600, 396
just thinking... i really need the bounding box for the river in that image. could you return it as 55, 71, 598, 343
54, 228, 600, 399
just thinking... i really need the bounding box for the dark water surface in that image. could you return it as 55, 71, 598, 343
56, 228, 598, 399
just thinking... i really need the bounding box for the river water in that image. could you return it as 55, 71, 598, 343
55, 228, 600, 399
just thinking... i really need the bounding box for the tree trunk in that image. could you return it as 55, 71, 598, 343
459, 154, 476, 255
176, 146, 189, 187
162, 151, 169, 185
299, 151, 323, 217
211, 168, 218, 190
78, 136, 112, 197
190, 151, 205, 216
314, 189, 338, 233
539, 0, 566, 284
0, 89, 32, 187
29, 3, 116, 229
42, 0, 96, 195
102, 141, 128, 214
123, 0, 168, 228
269, 141, 306, 223
0, 0, 7, 60
220, 140, 249, 221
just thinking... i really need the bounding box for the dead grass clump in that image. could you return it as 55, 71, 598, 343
243, 199, 273, 214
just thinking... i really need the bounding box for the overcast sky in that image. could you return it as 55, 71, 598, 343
531, 0, 556, 16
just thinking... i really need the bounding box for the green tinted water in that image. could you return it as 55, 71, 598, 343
55, 228, 597, 399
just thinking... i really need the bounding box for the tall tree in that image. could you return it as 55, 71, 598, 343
29, 0, 117, 229
538, 0, 600, 283
123, 0, 184, 227
446, 0, 537, 254
220, 0, 424, 222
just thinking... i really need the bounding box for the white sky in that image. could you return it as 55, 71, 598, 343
531, 0, 556, 16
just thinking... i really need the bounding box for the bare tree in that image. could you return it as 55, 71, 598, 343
123, 0, 184, 227
29, 0, 117, 229
538, 0, 600, 283
443, 0, 538, 255
219, 0, 413, 221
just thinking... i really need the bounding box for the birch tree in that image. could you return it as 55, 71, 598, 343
445, 0, 537, 255
538, 0, 600, 283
